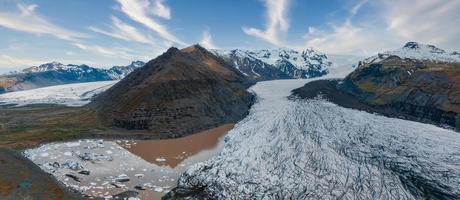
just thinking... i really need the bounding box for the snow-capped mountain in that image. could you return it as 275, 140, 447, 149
22, 60, 145, 78
0, 61, 144, 93
106, 60, 145, 79
212, 48, 331, 79
363, 42, 460, 64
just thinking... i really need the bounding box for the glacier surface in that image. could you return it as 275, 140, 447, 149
0, 80, 117, 107
174, 78, 460, 199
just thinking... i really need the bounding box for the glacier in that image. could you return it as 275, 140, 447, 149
171, 77, 460, 199
0, 80, 117, 107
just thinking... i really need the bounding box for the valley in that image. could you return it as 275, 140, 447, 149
1, 1, 459, 199
0, 43, 459, 200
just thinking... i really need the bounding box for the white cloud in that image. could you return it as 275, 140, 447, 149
89, 16, 155, 45
199, 30, 217, 49
0, 4, 88, 41
382, 0, 460, 50
243, 0, 290, 46
0, 54, 43, 67
302, 0, 460, 55
303, 21, 395, 55
116, 0, 185, 45
151, 0, 171, 19
350, 0, 368, 17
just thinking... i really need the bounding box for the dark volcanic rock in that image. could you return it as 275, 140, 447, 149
113, 190, 139, 199
89, 45, 254, 137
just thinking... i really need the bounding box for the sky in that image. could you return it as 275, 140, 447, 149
0, 0, 459, 72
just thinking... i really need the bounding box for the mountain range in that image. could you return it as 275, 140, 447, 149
0, 47, 333, 94
0, 61, 145, 94
212, 48, 330, 80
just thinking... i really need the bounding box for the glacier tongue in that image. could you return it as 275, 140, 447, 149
173, 78, 460, 199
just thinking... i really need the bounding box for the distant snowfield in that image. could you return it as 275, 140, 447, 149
0, 81, 117, 107
176, 75, 460, 199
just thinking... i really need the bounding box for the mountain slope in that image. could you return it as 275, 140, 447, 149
0, 61, 144, 94
211, 48, 331, 80
295, 42, 460, 129
89, 45, 253, 135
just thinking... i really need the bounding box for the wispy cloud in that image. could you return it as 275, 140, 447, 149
303, 21, 393, 55
116, 0, 185, 45
303, 0, 460, 55
151, 0, 171, 19
0, 54, 44, 67
243, 0, 290, 46
383, 0, 460, 49
199, 30, 217, 49
89, 16, 155, 45
73, 43, 135, 59
350, 0, 368, 17
0, 4, 88, 41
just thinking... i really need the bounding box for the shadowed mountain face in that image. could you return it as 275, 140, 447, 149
90, 45, 254, 135
0, 61, 144, 94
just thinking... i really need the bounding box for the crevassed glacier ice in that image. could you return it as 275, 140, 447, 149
173, 79, 460, 199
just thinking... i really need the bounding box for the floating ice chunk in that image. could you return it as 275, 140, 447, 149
40, 153, 49, 157
63, 151, 72, 156
155, 157, 166, 162
154, 187, 163, 192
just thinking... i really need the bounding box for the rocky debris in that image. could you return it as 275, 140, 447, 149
115, 174, 130, 182
62, 160, 83, 170
65, 174, 80, 182
112, 190, 139, 199
78, 170, 90, 175
90, 45, 254, 137
134, 174, 144, 178
78, 152, 113, 162
134, 185, 146, 190
111, 183, 123, 188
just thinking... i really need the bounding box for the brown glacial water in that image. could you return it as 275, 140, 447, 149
121, 124, 234, 168
23, 124, 234, 200
117, 124, 234, 199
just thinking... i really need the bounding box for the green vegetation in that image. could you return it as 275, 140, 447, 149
0, 105, 103, 149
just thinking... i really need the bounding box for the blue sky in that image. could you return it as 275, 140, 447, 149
0, 0, 459, 72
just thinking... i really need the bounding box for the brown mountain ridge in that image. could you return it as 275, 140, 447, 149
89, 45, 254, 137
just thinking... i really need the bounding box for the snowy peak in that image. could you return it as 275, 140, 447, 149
20, 61, 145, 78
23, 62, 66, 73
212, 48, 331, 79
364, 42, 460, 64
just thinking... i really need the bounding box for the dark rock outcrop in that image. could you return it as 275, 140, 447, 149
89, 45, 254, 136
